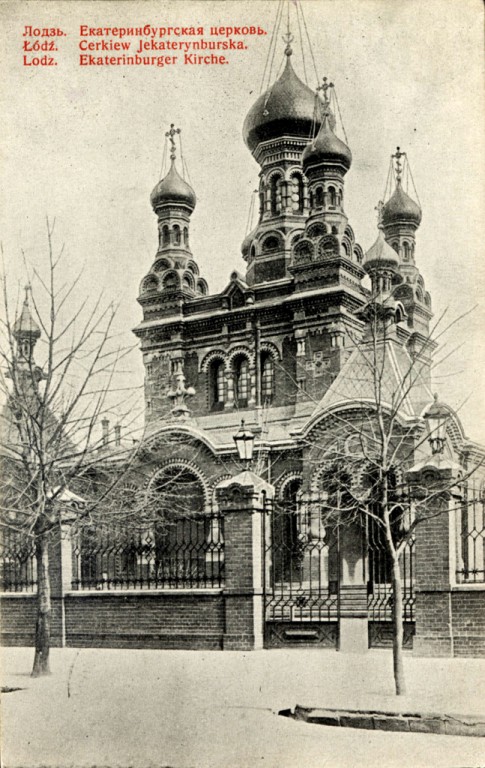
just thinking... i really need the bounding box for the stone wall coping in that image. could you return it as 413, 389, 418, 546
64, 588, 224, 597
0, 592, 36, 599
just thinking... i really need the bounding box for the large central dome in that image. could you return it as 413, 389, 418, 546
243, 51, 320, 153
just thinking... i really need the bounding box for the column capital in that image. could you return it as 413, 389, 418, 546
215, 470, 274, 509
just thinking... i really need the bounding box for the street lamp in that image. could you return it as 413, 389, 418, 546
423, 393, 449, 455
233, 419, 255, 467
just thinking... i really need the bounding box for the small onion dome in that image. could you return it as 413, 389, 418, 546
243, 52, 320, 153
13, 297, 41, 339
381, 182, 421, 227
302, 112, 352, 174
363, 228, 399, 271
241, 226, 258, 257
150, 160, 196, 212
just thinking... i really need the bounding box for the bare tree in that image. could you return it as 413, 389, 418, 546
0, 220, 143, 676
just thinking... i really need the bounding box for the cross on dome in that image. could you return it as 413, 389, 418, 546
282, 31, 294, 56
165, 123, 181, 161
317, 76, 334, 104
392, 146, 406, 182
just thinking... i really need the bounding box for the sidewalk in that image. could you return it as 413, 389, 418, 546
2, 646, 485, 767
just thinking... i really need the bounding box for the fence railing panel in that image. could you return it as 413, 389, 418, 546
456, 480, 485, 584
0, 530, 37, 593
366, 514, 415, 622
71, 511, 224, 590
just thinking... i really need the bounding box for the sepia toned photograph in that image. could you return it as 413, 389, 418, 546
1, 1, 484, 766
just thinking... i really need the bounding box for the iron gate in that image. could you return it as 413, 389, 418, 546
263, 493, 340, 648
366, 514, 415, 648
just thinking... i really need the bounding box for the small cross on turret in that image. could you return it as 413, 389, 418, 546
165, 123, 181, 161
375, 200, 384, 228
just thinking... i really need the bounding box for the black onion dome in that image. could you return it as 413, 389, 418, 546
302, 113, 352, 174
243, 54, 320, 152
381, 182, 421, 226
150, 160, 196, 211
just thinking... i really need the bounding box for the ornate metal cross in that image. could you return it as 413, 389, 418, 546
392, 146, 406, 182
165, 123, 181, 161
317, 76, 334, 104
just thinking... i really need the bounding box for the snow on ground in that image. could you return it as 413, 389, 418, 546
2, 646, 485, 768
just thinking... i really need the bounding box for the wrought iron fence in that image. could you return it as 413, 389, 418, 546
456, 479, 485, 584
0, 529, 37, 592
366, 513, 415, 623
71, 510, 224, 590
264, 494, 339, 623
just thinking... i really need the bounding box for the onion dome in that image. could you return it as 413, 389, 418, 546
302, 112, 352, 175
381, 181, 421, 227
243, 49, 319, 152
363, 228, 399, 271
150, 159, 196, 212
13, 288, 41, 340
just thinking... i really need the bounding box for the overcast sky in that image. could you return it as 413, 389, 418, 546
1, 0, 484, 442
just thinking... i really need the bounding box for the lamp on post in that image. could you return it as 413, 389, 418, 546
233, 419, 255, 468
423, 393, 449, 455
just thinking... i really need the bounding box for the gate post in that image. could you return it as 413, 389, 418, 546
407, 457, 462, 657
216, 471, 274, 650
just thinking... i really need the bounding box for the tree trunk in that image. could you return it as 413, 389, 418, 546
32, 533, 51, 677
391, 554, 406, 695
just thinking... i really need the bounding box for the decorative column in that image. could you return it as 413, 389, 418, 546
216, 471, 274, 650
407, 456, 462, 657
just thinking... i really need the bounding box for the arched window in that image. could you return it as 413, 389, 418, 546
403, 242, 411, 261
315, 187, 324, 207
183, 227, 189, 245
328, 186, 337, 206
210, 360, 225, 410
291, 175, 304, 214
262, 236, 280, 253
261, 353, 274, 404
173, 225, 181, 245
309, 190, 314, 209
391, 240, 399, 253
162, 225, 170, 246
234, 356, 249, 408
270, 176, 280, 216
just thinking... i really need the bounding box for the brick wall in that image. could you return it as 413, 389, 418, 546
65, 591, 224, 649
0, 595, 37, 646
451, 590, 485, 657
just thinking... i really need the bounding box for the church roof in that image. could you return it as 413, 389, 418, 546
302, 112, 352, 174
363, 228, 399, 270
309, 338, 432, 425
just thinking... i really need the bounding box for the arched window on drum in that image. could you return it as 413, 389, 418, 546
260, 352, 274, 404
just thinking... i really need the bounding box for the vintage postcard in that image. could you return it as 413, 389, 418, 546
1, 1, 484, 767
